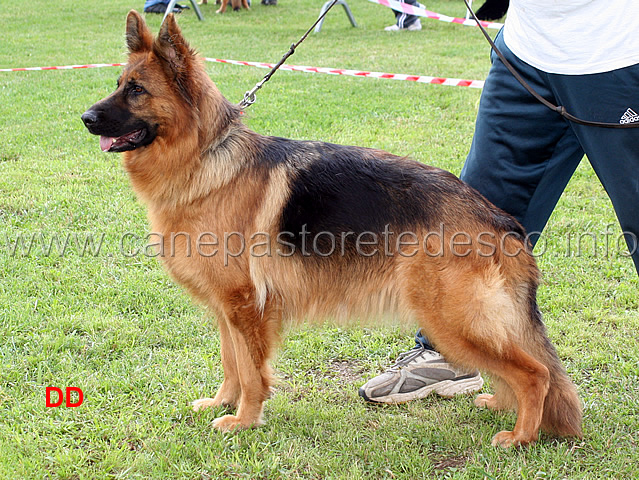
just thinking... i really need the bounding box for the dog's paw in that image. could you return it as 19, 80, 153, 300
212, 414, 259, 432
491, 430, 535, 448
491, 430, 519, 448
192, 398, 218, 412
474, 393, 496, 408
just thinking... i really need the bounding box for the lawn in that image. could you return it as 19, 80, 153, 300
1, 0, 637, 478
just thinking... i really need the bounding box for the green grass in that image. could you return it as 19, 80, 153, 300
1, 0, 638, 478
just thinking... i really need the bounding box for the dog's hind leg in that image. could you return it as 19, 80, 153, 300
404, 259, 551, 447
208, 287, 280, 431
422, 324, 550, 447
473, 344, 550, 447
474, 377, 516, 411
216, 0, 228, 13
192, 314, 241, 412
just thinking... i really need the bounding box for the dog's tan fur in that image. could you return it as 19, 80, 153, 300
200, 0, 250, 14
83, 11, 583, 447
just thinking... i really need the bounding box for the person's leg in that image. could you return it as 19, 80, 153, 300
546, 65, 639, 275
474, 0, 509, 21
360, 33, 585, 404
144, 2, 168, 13
398, 0, 421, 30
400, 0, 421, 29
414, 328, 432, 349
385, 0, 421, 31
461, 31, 585, 243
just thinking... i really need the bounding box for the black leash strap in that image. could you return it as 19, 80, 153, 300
239, 0, 339, 109
462, 0, 639, 129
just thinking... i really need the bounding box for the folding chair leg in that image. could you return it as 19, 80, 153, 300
314, 0, 358, 33
189, 0, 204, 20
465, 0, 473, 20
163, 0, 205, 24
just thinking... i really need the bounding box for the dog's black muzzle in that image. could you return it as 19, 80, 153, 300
81, 101, 157, 152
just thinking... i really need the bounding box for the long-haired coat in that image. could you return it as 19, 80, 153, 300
81, 11, 582, 447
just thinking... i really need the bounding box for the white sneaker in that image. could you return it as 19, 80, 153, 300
384, 19, 422, 32
407, 19, 422, 31
359, 345, 483, 404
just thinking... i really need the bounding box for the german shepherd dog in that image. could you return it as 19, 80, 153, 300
81, 11, 582, 447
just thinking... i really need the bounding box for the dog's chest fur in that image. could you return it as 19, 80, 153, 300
143, 179, 265, 304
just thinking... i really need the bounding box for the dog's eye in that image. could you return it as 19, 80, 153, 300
130, 85, 146, 96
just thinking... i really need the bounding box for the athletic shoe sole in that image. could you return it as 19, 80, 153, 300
359, 375, 484, 404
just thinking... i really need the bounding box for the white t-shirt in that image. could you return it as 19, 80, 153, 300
503, 0, 639, 74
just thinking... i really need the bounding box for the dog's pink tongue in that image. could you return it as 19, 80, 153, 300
99, 136, 115, 152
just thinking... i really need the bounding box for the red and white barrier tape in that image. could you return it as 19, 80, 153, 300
368, 0, 503, 30
0, 58, 485, 88
0, 63, 126, 72
206, 57, 484, 88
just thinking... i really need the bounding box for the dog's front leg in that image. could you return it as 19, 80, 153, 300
216, 0, 229, 13
192, 315, 241, 412
203, 288, 278, 431
211, 323, 270, 431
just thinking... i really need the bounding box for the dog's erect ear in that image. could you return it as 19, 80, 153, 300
126, 10, 153, 53
153, 13, 194, 70
153, 14, 197, 105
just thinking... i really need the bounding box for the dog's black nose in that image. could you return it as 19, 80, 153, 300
81, 110, 99, 128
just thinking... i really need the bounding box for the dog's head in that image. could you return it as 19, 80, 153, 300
81, 11, 201, 152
